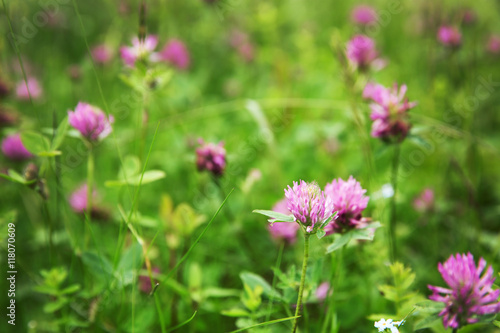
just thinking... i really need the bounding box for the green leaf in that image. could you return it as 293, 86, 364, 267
326, 233, 351, 253
2, 169, 32, 185
221, 308, 251, 317
117, 243, 142, 279
51, 117, 69, 150
240, 271, 282, 301
414, 300, 444, 313
38, 150, 62, 157
227, 315, 300, 333
414, 313, 441, 330
252, 210, 295, 223
21, 131, 50, 155
202, 288, 241, 298
118, 155, 141, 180
60, 284, 80, 295
105, 170, 166, 187
81, 252, 113, 281
316, 228, 326, 239
43, 297, 68, 313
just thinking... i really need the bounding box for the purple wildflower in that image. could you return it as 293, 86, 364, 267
16, 77, 42, 101
324, 176, 369, 234
267, 198, 300, 244
346, 35, 379, 70
91, 44, 113, 64
428, 253, 500, 329
487, 35, 500, 55
1, 134, 33, 161
196, 139, 226, 176
284, 180, 333, 233
229, 30, 255, 62
315, 282, 331, 302
351, 5, 378, 26
160, 39, 190, 70
120, 35, 159, 67
437, 26, 462, 47
139, 267, 160, 294
363, 82, 417, 143
69, 184, 97, 213
413, 188, 434, 213
68, 102, 114, 142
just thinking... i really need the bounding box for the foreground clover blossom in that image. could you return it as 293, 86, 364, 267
351, 5, 378, 26
69, 184, 97, 213
324, 176, 369, 234
267, 198, 300, 244
120, 35, 159, 67
428, 253, 500, 330
284, 180, 334, 233
16, 77, 43, 100
195, 139, 226, 176
1, 134, 33, 161
346, 35, 380, 70
437, 26, 462, 48
363, 82, 417, 143
374, 318, 404, 332
68, 102, 114, 142
160, 39, 190, 70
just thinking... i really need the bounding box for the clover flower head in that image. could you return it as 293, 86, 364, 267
437, 26, 462, 47
428, 252, 500, 329
120, 35, 159, 67
487, 35, 500, 55
284, 180, 333, 233
267, 198, 300, 244
351, 5, 378, 26
16, 77, 42, 101
91, 44, 112, 64
413, 188, 434, 213
160, 39, 190, 70
69, 184, 97, 214
346, 35, 379, 69
363, 82, 417, 143
315, 282, 331, 302
68, 102, 114, 142
196, 139, 226, 176
324, 176, 369, 234
1, 134, 33, 161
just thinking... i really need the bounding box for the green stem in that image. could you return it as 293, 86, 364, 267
86, 144, 94, 249
266, 241, 285, 325
292, 233, 310, 333
389, 143, 400, 262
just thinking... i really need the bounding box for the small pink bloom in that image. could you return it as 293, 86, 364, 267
462, 9, 476, 25
68, 102, 114, 141
346, 35, 379, 69
315, 282, 331, 301
487, 35, 500, 55
120, 35, 159, 67
437, 26, 462, 47
413, 188, 434, 213
69, 184, 97, 213
351, 5, 378, 26
267, 199, 300, 244
16, 77, 42, 101
160, 39, 190, 70
91, 44, 113, 64
196, 139, 226, 176
1, 134, 33, 161
229, 30, 255, 62
139, 267, 160, 294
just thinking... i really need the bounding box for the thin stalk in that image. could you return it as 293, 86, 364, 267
389, 143, 401, 262
321, 245, 344, 333
86, 144, 94, 249
292, 233, 310, 333
265, 241, 285, 325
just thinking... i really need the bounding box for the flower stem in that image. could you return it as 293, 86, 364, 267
389, 143, 400, 262
292, 233, 310, 333
266, 241, 285, 324
86, 144, 94, 248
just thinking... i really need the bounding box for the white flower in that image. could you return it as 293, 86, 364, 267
374, 318, 404, 332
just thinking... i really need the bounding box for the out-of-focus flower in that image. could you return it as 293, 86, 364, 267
413, 188, 434, 213
351, 5, 378, 26
461, 9, 476, 25
120, 35, 159, 67
315, 282, 331, 302
139, 267, 160, 294
1, 134, 33, 161
374, 318, 404, 332
324, 176, 369, 234
363, 82, 417, 143
160, 39, 190, 70
0, 109, 18, 128
487, 35, 500, 55
16, 77, 42, 101
69, 184, 97, 213
437, 26, 462, 47
91, 44, 113, 64
68, 102, 114, 142
428, 253, 500, 329
196, 139, 226, 176
0, 79, 10, 99
267, 198, 300, 244
229, 30, 255, 62
284, 180, 333, 233
67, 65, 82, 81
346, 35, 379, 70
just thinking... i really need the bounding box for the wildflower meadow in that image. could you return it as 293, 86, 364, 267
1, 0, 500, 332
